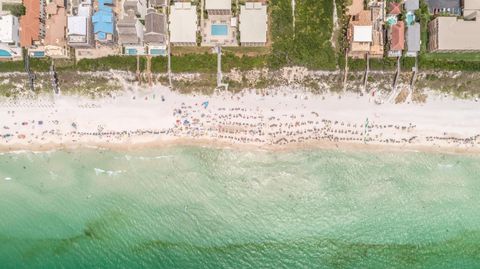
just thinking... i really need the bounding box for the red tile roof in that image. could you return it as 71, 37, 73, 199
389, 2, 401, 15
20, 0, 41, 47
391, 21, 405, 50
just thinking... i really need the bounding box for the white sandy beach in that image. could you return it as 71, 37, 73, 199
0, 84, 479, 153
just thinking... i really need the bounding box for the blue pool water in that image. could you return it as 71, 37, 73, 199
406, 12, 416, 25
126, 48, 138, 55
211, 24, 228, 36
31, 51, 45, 57
150, 48, 166, 56
0, 49, 12, 57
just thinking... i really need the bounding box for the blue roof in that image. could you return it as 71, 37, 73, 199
98, 0, 113, 5
92, 1, 115, 39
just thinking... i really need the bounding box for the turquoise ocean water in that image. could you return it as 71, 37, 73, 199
0, 147, 480, 268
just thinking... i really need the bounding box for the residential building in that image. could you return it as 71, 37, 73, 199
239, 2, 267, 46
388, 2, 401, 15
123, 0, 147, 19
43, 0, 68, 57
0, 14, 19, 46
406, 22, 420, 56
389, 21, 404, 57
404, 0, 419, 11
347, 0, 385, 58
20, 0, 46, 47
144, 8, 167, 56
0, 14, 21, 60
425, 0, 461, 15
67, 0, 94, 48
464, 0, 480, 19
92, 0, 115, 43
150, 0, 167, 8
429, 0, 480, 52
118, 9, 144, 55
428, 16, 480, 52
169, 1, 197, 46
205, 0, 231, 15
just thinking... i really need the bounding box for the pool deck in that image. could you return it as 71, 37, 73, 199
201, 14, 238, 47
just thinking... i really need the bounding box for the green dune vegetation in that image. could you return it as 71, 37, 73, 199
2, 0, 480, 76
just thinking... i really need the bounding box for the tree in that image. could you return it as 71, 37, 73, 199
5, 4, 26, 17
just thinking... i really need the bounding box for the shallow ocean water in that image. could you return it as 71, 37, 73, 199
0, 147, 479, 268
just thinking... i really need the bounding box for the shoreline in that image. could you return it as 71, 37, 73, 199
1, 137, 480, 156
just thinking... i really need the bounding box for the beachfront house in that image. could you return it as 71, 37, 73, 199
404, 0, 419, 11
123, 0, 147, 19
169, 2, 197, 46
388, 21, 404, 57
144, 8, 167, 56
150, 0, 167, 8
346, 0, 384, 58
118, 9, 144, 55
406, 22, 420, 57
425, 0, 461, 15
92, 0, 115, 43
43, 0, 68, 58
67, 0, 94, 48
0, 14, 22, 60
464, 0, 480, 20
428, 0, 480, 52
239, 2, 267, 46
205, 0, 231, 15
20, 0, 46, 50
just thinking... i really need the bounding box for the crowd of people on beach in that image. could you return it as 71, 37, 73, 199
0, 93, 479, 150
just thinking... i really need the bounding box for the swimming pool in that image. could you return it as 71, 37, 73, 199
0, 49, 12, 57
406, 12, 416, 25
31, 51, 45, 57
126, 48, 138, 55
211, 24, 228, 36
150, 49, 166, 56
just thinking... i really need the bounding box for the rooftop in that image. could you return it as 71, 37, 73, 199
92, 2, 115, 40
150, 0, 167, 7
434, 16, 480, 51
144, 9, 166, 44
405, 0, 419, 11
406, 22, 420, 52
239, 2, 267, 44
45, 0, 67, 46
391, 21, 405, 51
205, 0, 231, 10
0, 15, 18, 44
117, 10, 142, 45
170, 2, 197, 43
67, 16, 87, 36
20, 0, 41, 47
388, 2, 401, 15
353, 25, 373, 42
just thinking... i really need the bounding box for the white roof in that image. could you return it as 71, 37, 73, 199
170, 4, 197, 43
205, 0, 231, 10
0, 15, 18, 44
353, 25, 372, 42
68, 16, 87, 36
239, 3, 267, 43
78, 2, 92, 17
464, 0, 480, 11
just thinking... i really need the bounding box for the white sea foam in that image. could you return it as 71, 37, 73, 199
4, 177, 12, 181
94, 168, 125, 176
